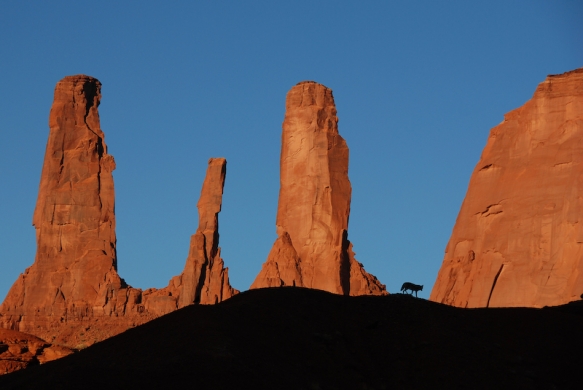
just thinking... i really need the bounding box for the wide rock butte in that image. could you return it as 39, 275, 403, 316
251, 81, 387, 296
0, 75, 237, 348
431, 68, 583, 308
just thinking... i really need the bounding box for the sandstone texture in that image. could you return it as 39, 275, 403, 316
180, 158, 239, 305
431, 68, 583, 308
0, 75, 237, 349
146, 158, 238, 312
251, 81, 387, 296
0, 329, 73, 375
0, 75, 145, 339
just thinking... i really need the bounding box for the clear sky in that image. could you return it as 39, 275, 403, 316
1, 1, 582, 301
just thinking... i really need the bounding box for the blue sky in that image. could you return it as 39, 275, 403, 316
1, 1, 582, 301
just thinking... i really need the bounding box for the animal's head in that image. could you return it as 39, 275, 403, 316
420, 285, 424, 290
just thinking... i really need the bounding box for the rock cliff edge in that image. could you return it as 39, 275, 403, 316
431, 68, 583, 307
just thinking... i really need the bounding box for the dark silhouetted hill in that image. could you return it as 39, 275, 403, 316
1, 287, 582, 389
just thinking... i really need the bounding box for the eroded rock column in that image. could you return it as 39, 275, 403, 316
177, 158, 238, 306
144, 158, 238, 313
251, 81, 387, 296
0, 75, 136, 335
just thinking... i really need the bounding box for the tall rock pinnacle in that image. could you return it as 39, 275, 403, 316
143, 158, 238, 313
430, 68, 583, 308
177, 157, 238, 306
0, 75, 128, 334
251, 81, 387, 296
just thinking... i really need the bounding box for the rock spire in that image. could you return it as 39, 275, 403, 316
0, 75, 131, 335
179, 158, 238, 305
251, 81, 387, 296
145, 158, 238, 312
430, 68, 583, 308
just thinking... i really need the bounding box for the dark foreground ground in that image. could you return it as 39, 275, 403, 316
1, 287, 582, 389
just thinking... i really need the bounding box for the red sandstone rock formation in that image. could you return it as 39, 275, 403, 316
251, 81, 387, 296
0, 75, 143, 337
145, 158, 238, 312
0, 327, 73, 375
430, 68, 583, 308
0, 75, 237, 348
179, 158, 238, 305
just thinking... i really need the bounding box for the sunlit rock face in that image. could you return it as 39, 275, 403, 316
0, 328, 73, 375
0, 75, 137, 337
0, 76, 237, 348
182, 157, 239, 305
431, 68, 583, 308
147, 157, 239, 311
251, 81, 387, 296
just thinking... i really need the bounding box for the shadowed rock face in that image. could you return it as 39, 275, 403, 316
431, 68, 583, 308
251, 81, 387, 296
0, 75, 237, 348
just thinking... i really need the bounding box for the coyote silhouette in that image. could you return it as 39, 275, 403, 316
401, 282, 423, 297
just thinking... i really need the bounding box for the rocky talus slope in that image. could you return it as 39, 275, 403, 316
0, 329, 72, 375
